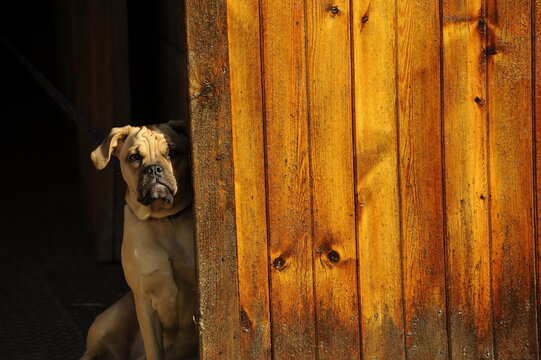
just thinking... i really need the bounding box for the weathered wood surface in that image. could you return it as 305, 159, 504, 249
397, 0, 448, 358
536, 1, 541, 357
185, 0, 241, 358
186, 0, 541, 358
442, 1, 493, 358
306, 2, 361, 359
259, 0, 316, 358
352, 0, 405, 359
487, 0, 538, 358
227, 0, 271, 358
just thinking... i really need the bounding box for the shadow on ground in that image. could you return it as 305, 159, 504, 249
0, 186, 130, 359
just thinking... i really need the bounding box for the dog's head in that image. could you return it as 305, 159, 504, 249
91, 121, 191, 219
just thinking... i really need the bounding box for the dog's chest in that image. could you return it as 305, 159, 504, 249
122, 206, 196, 275
151, 216, 195, 268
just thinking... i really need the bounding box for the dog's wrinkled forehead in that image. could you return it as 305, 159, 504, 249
126, 127, 168, 158
123, 125, 186, 159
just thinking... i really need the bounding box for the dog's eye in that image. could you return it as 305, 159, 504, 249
167, 149, 179, 159
128, 153, 142, 162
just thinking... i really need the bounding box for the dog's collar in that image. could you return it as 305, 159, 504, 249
167, 206, 188, 220
127, 192, 193, 221
156, 203, 192, 220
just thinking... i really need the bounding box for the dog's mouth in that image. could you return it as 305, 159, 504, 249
137, 179, 175, 206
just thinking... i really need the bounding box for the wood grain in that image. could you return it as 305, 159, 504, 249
486, 0, 538, 358
441, 0, 493, 358
227, 0, 271, 358
305, 1, 360, 359
396, 0, 448, 358
185, 0, 241, 358
536, 0, 541, 356
259, 0, 316, 358
352, 0, 406, 359
184, 0, 541, 357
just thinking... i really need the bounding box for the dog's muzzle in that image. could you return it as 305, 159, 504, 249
137, 164, 175, 205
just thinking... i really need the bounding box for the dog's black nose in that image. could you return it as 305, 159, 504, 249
143, 164, 164, 176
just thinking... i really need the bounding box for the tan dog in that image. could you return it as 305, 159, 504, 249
81, 121, 198, 360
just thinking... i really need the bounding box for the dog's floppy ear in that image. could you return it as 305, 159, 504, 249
90, 125, 132, 170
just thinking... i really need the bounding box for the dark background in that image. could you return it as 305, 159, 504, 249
0, 1, 188, 358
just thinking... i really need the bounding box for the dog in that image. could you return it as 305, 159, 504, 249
80, 121, 198, 360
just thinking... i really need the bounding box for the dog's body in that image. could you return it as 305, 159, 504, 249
81, 122, 198, 360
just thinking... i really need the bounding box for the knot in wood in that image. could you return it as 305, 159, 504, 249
484, 47, 497, 56
201, 83, 213, 96
327, 250, 340, 263
272, 256, 286, 270
478, 19, 487, 34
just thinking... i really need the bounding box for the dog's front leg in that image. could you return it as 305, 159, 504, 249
134, 293, 163, 360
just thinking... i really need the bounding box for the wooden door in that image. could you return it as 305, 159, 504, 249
186, 0, 541, 359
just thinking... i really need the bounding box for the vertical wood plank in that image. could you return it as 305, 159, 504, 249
305, 1, 361, 359
536, 0, 541, 356
185, 0, 241, 358
59, 0, 130, 262
397, 0, 448, 358
259, 0, 316, 358
442, 1, 494, 358
227, 0, 272, 358
352, 0, 406, 359
108, 1, 131, 262
486, 0, 538, 358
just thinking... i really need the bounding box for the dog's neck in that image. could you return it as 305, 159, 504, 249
125, 177, 193, 221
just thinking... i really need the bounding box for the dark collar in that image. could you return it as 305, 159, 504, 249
141, 201, 192, 221
166, 204, 192, 220
167, 209, 184, 220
